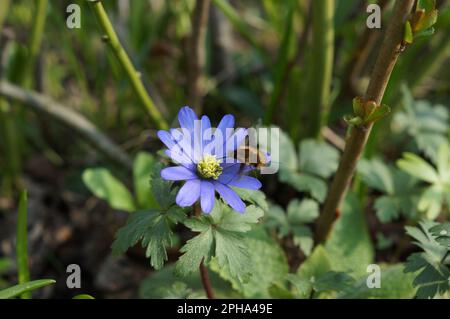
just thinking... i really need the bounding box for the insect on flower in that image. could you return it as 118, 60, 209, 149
157, 106, 263, 214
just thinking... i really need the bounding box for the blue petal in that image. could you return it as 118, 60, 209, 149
200, 181, 215, 213
165, 150, 195, 170
228, 175, 262, 190
171, 128, 199, 162
216, 114, 235, 141
214, 183, 246, 213
178, 106, 197, 132
218, 163, 241, 184
161, 166, 197, 181
176, 179, 201, 207
157, 130, 175, 149
201, 115, 212, 151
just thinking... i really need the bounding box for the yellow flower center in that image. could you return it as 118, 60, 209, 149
197, 155, 223, 180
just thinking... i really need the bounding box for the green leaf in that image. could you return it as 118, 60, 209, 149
418, 186, 445, 219
280, 171, 327, 202
139, 265, 235, 299
73, 294, 95, 299
277, 128, 298, 171
210, 204, 264, 233
287, 199, 319, 224
0, 258, 12, 275
325, 194, 374, 277
298, 139, 339, 179
394, 87, 449, 161
352, 97, 365, 117
16, 190, 30, 299
176, 202, 263, 282
265, 203, 290, 237
414, 26, 435, 38
162, 282, 204, 299
429, 222, 450, 249
150, 166, 177, 209
133, 152, 158, 209
112, 207, 185, 270
210, 228, 289, 298
358, 159, 420, 222
82, 168, 136, 212
358, 158, 394, 194
404, 21, 414, 44
417, 0, 435, 12
291, 245, 332, 298
405, 253, 449, 298
435, 143, 450, 181
213, 230, 252, 283
0, 279, 56, 299
397, 153, 440, 184
292, 226, 314, 256
340, 264, 416, 299
404, 221, 450, 298
266, 199, 316, 256
231, 188, 268, 212
364, 105, 391, 123
313, 271, 356, 294
175, 228, 215, 277
374, 197, 400, 222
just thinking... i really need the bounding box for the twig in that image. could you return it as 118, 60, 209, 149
0, 81, 133, 170
321, 126, 345, 151
346, 0, 390, 96
187, 0, 211, 113
88, 0, 168, 130
316, 0, 415, 243
193, 202, 215, 299
199, 261, 215, 299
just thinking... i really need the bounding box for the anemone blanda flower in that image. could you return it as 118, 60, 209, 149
157, 106, 262, 214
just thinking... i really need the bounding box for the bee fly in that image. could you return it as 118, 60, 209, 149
234, 145, 270, 170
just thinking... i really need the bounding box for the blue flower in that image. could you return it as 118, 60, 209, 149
157, 106, 262, 214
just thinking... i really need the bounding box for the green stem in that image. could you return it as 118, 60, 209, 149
316, 0, 415, 243
88, 0, 168, 130
0, 0, 11, 36
263, 0, 296, 125
0, 102, 21, 196
17, 190, 30, 299
296, 0, 335, 140
211, 0, 267, 62
409, 33, 450, 93
27, 0, 48, 79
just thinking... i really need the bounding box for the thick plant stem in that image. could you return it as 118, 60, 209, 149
297, 0, 334, 140
187, 0, 211, 113
316, 0, 415, 243
199, 261, 215, 299
88, 0, 168, 130
193, 203, 215, 299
